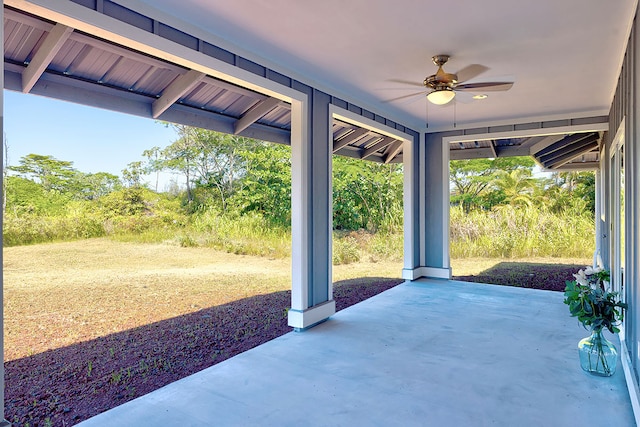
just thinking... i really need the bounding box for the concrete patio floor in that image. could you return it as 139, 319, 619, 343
77, 279, 635, 426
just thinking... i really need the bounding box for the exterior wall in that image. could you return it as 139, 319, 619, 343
605, 9, 640, 419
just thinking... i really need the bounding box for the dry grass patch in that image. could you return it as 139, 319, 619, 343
4, 239, 296, 361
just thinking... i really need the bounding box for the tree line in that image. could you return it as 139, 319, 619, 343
4, 124, 403, 237
3, 124, 595, 249
450, 157, 595, 215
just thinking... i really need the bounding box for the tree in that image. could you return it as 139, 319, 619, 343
10, 154, 77, 192
232, 142, 291, 226
161, 125, 197, 202
142, 146, 163, 192
4, 175, 70, 215
76, 172, 122, 200
333, 156, 403, 231
543, 171, 596, 214
122, 161, 145, 188
160, 125, 259, 210
492, 168, 538, 207
450, 157, 536, 211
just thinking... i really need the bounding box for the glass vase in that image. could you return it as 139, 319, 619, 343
578, 328, 618, 376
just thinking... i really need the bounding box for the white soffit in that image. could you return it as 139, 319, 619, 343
133, 0, 637, 131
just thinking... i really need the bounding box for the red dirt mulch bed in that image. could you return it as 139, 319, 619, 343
5, 277, 403, 427
452, 262, 585, 292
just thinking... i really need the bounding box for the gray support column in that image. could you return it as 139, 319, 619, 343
288, 87, 335, 330
402, 132, 421, 276
0, 1, 9, 424
403, 132, 451, 280
0, 0, 11, 427
602, 137, 612, 269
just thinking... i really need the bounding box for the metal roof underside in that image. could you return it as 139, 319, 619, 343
450, 131, 602, 171
3, 6, 404, 164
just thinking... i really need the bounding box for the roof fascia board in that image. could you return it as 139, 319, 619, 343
424, 112, 609, 134
450, 148, 496, 160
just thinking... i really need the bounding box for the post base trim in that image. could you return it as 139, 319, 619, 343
288, 300, 336, 330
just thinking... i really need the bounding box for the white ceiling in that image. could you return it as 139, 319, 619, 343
133, 0, 636, 131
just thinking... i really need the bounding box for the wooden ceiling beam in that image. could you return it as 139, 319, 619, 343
383, 140, 403, 164
362, 137, 395, 159
543, 141, 599, 169
22, 23, 74, 93
489, 140, 498, 158
535, 132, 597, 157
234, 97, 283, 134
528, 135, 566, 155
152, 69, 206, 118
333, 128, 370, 153
538, 133, 599, 165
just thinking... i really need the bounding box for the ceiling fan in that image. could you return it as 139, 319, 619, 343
389, 55, 514, 105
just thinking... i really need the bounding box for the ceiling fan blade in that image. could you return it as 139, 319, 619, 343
456, 82, 514, 92
382, 91, 425, 103
387, 78, 424, 87
456, 64, 489, 83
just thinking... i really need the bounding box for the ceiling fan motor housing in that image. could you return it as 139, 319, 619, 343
424, 55, 458, 89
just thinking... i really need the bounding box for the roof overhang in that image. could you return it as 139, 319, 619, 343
3, 3, 407, 163
447, 117, 608, 171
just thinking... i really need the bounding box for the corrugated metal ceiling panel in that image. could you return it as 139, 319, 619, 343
260, 105, 291, 130
4, 18, 46, 63
4, 6, 402, 161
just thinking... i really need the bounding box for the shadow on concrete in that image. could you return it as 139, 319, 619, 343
5, 277, 403, 426
453, 262, 586, 292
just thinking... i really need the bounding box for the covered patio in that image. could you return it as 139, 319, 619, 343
3, 0, 640, 425
77, 279, 634, 426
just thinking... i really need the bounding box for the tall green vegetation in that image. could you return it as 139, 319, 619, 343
3, 126, 596, 262
2, 127, 403, 260
450, 205, 594, 258
449, 157, 596, 258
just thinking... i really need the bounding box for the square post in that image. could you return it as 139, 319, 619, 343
403, 132, 451, 280
288, 87, 335, 330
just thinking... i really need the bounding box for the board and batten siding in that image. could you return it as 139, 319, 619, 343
605, 10, 640, 416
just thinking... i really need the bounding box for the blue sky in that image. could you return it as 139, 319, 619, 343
4, 90, 180, 189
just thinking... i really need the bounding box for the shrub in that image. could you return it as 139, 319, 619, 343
333, 236, 361, 265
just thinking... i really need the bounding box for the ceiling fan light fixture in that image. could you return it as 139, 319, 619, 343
426, 88, 455, 105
